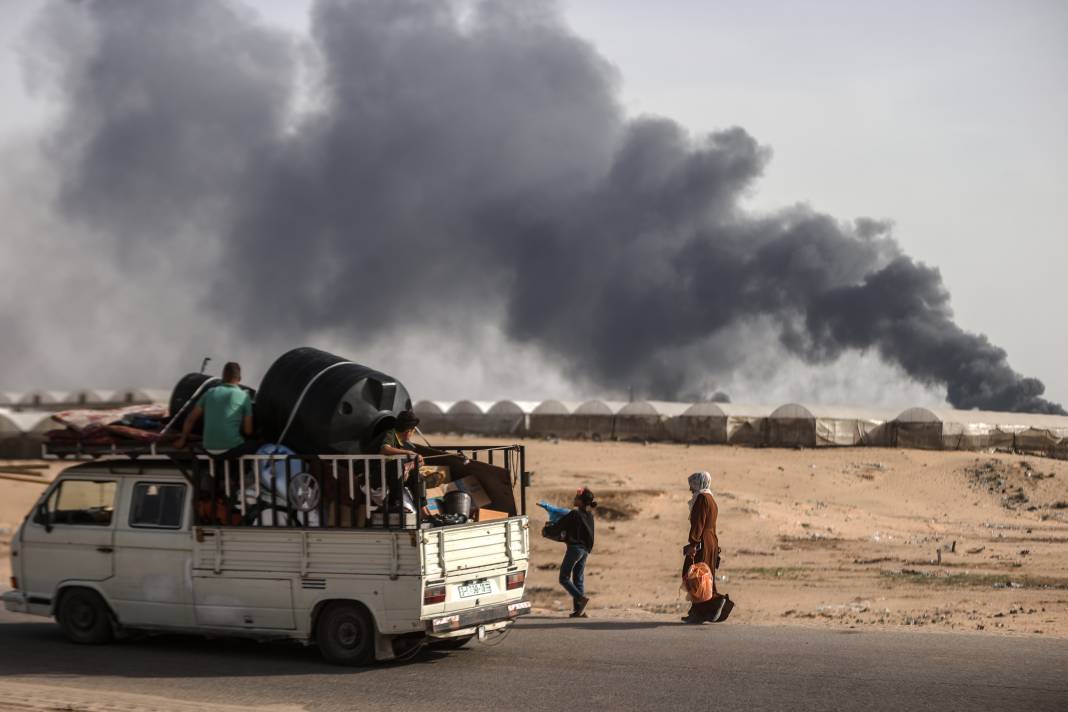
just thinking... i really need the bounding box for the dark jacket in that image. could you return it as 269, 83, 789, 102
552, 509, 595, 551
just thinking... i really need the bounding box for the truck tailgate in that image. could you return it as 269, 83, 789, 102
422, 517, 528, 577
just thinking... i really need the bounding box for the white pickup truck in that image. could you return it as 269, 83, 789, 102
3, 446, 531, 664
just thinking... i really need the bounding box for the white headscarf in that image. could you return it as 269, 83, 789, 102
688, 471, 712, 509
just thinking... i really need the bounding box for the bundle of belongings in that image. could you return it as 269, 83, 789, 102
422, 465, 509, 526
537, 500, 570, 524
45, 404, 172, 448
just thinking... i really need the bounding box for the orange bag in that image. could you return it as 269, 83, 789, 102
683, 562, 714, 603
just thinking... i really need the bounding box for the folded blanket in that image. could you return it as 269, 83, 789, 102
105, 424, 164, 443
45, 428, 116, 446
121, 414, 164, 430
52, 404, 167, 433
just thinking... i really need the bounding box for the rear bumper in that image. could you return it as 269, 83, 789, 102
2, 590, 51, 616
427, 600, 531, 635
2, 590, 28, 614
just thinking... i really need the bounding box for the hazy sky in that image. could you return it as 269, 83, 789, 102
0, 0, 1064, 407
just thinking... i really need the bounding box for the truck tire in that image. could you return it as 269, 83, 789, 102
316, 602, 375, 666
56, 588, 114, 645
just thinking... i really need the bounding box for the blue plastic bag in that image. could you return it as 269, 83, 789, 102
537, 500, 570, 524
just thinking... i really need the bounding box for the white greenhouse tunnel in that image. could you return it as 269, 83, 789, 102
3, 389, 1068, 459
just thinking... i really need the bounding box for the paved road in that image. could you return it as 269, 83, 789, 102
0, 610, 1065, 711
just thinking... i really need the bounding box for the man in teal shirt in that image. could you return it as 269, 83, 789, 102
175, 362, 254, 454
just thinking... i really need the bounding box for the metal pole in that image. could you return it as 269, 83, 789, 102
237, 459, 246, 517
269, 455, 278, 528
223, 459, 232, 502
415, 455, 423, 530
318, 459, 327, 528
363, 460, 371, 528
519, 445, 527, 516
284, 459, 292, 528
209, 457, 218, 526
332, 460, 339, 529
348, 459, 356, 529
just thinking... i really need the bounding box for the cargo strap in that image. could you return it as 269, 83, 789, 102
160, 377, 222, 434
276, 360, 356, 447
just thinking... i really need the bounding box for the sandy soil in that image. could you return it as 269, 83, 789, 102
3, 443, 1067, 637
505, 439, 1068, 637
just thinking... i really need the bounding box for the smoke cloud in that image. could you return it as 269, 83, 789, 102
11, 0, 1065, 414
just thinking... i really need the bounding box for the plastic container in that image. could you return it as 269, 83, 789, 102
255, 347, 412, 454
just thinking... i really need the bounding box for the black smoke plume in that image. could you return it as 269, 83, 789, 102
30, 0, 1065, 414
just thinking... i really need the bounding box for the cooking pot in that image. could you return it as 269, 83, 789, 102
443, 491, 472, 518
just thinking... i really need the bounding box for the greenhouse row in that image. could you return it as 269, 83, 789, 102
412, 400, 1068, 455
0, 389, 167, 411
2, 398, 1067, 458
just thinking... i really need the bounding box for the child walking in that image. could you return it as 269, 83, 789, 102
548, 487, 597, 618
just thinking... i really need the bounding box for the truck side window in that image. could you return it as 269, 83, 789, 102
34, 480, 117, 526
130, 483, 186, 529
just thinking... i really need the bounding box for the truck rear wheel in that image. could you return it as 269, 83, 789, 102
316, 602, 375, 666
57, 588, 114, 645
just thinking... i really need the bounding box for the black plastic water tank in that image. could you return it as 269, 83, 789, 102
255, 347, 412, 454
168, 373, 255, 433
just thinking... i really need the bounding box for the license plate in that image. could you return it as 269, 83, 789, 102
458, 581, 492, 598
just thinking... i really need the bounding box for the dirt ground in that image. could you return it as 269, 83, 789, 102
3, 441, 1067, 637
507, 438, 1068, 637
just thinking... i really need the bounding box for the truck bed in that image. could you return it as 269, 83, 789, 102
192, 517, 529, 578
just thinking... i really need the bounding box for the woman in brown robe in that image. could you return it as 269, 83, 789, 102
682, 471, 723, 623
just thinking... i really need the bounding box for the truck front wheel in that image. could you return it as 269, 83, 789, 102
316, 602, 375, 666
56, 588, 114, 645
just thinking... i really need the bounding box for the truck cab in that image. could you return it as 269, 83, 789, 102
4, 445, 531, 664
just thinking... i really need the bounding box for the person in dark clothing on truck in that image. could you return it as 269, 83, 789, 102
379, 410, 425, 469
551, 487, 597, 618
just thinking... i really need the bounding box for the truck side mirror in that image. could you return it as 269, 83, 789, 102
35, 502, 53, 533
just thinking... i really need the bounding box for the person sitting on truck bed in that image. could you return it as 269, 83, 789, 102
379, 410, 424, 468
373, 410, 427, 518
174, 362, 256, 456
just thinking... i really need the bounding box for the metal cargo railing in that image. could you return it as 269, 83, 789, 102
188, 452, 420, 530
42, 442, 528, 531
